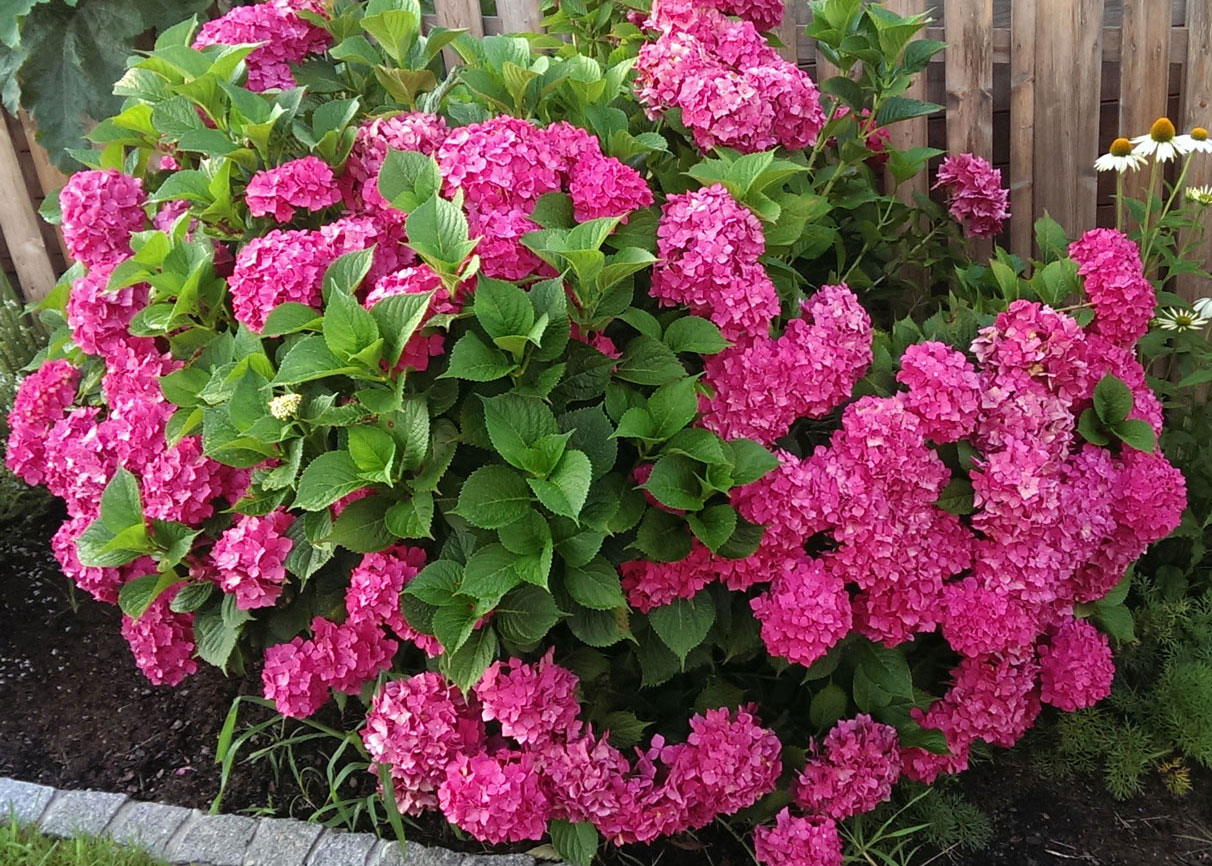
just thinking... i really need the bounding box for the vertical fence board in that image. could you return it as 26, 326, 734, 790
1034, 0, 1104, 238
882, 0, 930, 207
1120, 0, 1172, 206
945, 0, 994, 257
434, 0, 484, 67
775, 0, 799, 64
1009, 0, 1037, 259
0, 113, 55, 301
496, 0, 542, 34
1179, 0, 1212, 303
18, 111, 69, 264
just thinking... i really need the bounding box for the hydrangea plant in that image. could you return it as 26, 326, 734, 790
7, 0, 1187, 863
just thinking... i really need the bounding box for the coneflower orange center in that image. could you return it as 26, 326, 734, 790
1193, 127, 1208, 141
1150, 117, 1176, 142
1109, 137, 1134, 157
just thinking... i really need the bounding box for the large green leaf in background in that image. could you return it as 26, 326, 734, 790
0, 0, 213, 170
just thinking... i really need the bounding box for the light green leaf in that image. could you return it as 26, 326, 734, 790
455, 464, 533, 529
294, 451, 367, 511
528, 449, 592, 519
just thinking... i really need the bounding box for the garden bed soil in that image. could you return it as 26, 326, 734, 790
2, 510, 1211, 865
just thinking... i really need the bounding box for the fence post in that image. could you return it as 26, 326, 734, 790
1119, 0, 1172, 211
1179, 0, 1212, 304
1033, 0, 1104, 240
0, 112, 56, 302
1009, 0, 1036, 260
18, 111, 69, 264
433, 0, 484, 68
945, 0, 995, 259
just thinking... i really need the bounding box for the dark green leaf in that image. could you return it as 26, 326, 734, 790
648, 590, 716, 663
456, 465, 533, 529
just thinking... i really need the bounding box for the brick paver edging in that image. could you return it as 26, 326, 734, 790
0, 777, 551, 866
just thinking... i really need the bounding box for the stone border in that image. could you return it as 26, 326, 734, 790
0, 777, 546, 866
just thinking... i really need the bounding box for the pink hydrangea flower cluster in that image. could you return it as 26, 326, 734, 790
436, 116, 652, 280
624, 295, 1184, 795
649, 184, 777, 341
795, 715, 901, 820
754, 809, 843, 866
208, 510, 294, 610
636, 0, 826, 153
245, 156, 342, 222
346, 545, 441, 656
698, 284, 874, 444
1068, 228, 1156, 346
193, 0, 331, 92
361, 656, 781, 848
364, 264, 464, 372
344, 112, 450, 215
710, 0, 784, 30
60, 170, 147, 267
1038, 616, 1116, 711
934, 153, 1010, 238
120, 586, 199, 687
261, 615, 398, 718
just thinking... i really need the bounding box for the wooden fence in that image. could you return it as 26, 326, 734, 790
2, 0, 1210, 301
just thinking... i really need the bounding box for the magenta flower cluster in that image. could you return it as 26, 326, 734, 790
1069, 228, 1157, 346
245, 156, 343, 222
362, 656, 782, 848
934, 153, 1011, 238
635, 0, 826, 153
193, 0, 331, 92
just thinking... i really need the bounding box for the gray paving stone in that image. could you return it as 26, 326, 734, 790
245, 817, 325, 866
0, 779, 56, 825
369, 839, 456, 866
465, 856, 535, 866
105, 801, 196, 859
167, 812, 258, 866
38, 789, 127, 838
306, 830, 378, 866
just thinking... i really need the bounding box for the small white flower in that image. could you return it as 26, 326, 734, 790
1174, 126, 1212, 155
1132, 117, 1193, 163
1155, 307, 1210, 332
269, 392, 303, 420
1193, 296, 1212, 318
1095, 137, 1147, 173
1187, 186, 1212, 206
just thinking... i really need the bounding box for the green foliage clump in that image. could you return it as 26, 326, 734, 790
0, 817, 169, 866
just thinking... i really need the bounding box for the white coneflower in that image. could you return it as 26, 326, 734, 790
1155, 307, 1210, 332
1132, 118, 1192, 163
1095, 137, 1147, 172
269, 392, 303, 420
1194, 296, 1212, 318
1187, 186, 1212, 206
1174, 126, 1212, 155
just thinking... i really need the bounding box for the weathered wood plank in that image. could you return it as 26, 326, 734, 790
775, 0, 799, 64
432, 0, 484, 67
1178, 0, 1212, 303
1119, 0, 1172, 206
945, 0, 995, 256
881, 0, 931, 206
17, 111, 68, 265
1009, 0, 1036, 258
0, 112, 56, 301
1034, 0, 1105, 238
496, 0, 542, 34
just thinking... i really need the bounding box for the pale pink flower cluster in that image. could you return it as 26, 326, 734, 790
208, 510, 294, 610
1038, 617, 1116, 711
119, 586, 199, 687
345, 545, 440, 656
362, 659, 781, 848
1068, 228, 1156, 346
635, 0, 826, 153
245, 155, 342, 222
60, 170, 146, 267
261, 615, 398, 717
193, 0, 331, 92
934, 153, 1010, 238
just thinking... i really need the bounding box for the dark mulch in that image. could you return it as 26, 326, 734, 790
2, 508, 1210, 865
